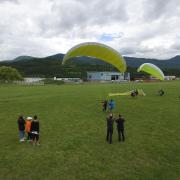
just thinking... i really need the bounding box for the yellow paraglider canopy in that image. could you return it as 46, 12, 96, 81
137, 63, 164, 80
62, 42, 126, 72
108, 89, 146, 97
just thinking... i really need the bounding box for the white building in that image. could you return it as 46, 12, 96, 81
87, 71, 130, 81
164, 76, 176, 80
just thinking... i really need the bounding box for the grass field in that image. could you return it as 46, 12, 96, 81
0, 81, 180, 180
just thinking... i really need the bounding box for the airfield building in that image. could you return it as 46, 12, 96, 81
87, 71, 130, 82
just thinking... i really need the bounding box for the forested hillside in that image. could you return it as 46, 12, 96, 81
0, 54, 179, 78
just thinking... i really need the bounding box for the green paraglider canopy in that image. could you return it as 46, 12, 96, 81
137, 63, 165, 80
62, 42, 127, 72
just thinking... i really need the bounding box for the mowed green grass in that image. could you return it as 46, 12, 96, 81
0, 81, 180, 180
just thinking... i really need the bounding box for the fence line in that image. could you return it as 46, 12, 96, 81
14, 81, 45, 86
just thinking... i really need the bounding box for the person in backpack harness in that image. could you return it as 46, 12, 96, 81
106, 113, 115, 144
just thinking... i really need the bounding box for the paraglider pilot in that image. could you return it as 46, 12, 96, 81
102, 100, 108, 112
108, 99, 115, 112
131, 90, 136, 98
106, 113, 114, 144
158, 89, 165, 96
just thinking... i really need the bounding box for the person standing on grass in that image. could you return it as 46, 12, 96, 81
108, 99, 115, 112
30, 115, 40, 146
17, 116, 25, 142
115, 114, 125, 142
25, 117, 32, 142
106, 113, 114, 144
102, 100, 108, 112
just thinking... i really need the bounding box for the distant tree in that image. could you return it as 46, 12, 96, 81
0, 66, 23, 83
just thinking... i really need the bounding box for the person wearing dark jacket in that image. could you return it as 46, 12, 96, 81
106, 113, 114, 144
30, 115, 40, 145
17, 116, 25, 142
102, 100, 108, 112
115, 114, 125, 142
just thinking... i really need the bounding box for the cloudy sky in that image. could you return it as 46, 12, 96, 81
0, 0, 180, 60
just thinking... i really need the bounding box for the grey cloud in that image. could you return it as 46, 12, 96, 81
37, 0, 128, 37
0, 35, 56, 60
142, 0, 180, 21
171, 41, 180, 50
0, 0, 18, 3
120, 43, 153, 57
90, 0, 128, 24
143, 0, 168, 20
120, 48, 136, 55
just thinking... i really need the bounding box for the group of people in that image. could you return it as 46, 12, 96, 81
106, 113, 125, 144
17, 115, 40, 146
102, 99, 125, 144
102, 99, 115, 112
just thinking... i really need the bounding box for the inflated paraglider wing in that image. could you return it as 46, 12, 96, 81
137, 63, 164, 80
62, 42, 126, 72
108, 92, 132, 96
108, 89, 146, 97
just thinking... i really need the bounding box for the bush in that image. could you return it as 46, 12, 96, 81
0, 66, 23, 83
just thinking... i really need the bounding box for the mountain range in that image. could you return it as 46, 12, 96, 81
10, 53, 180, 69
0, 53, 179, 77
